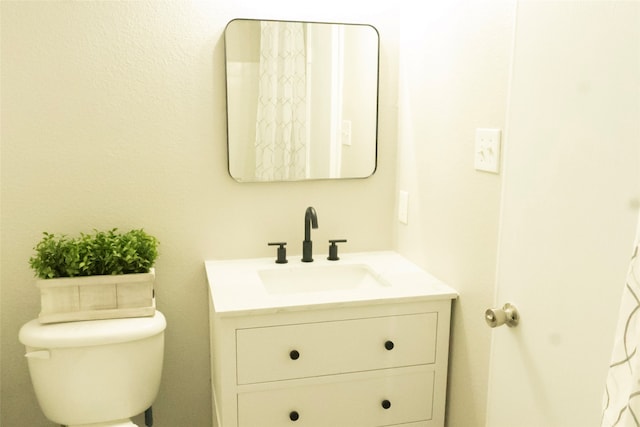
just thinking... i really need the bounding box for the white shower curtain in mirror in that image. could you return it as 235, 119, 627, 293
254, 21, 307, 181
602, 214, 640, 426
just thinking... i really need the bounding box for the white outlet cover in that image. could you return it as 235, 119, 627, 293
474, 128, 501, 173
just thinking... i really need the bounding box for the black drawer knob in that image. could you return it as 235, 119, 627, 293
381, 399, 392, 409
289, 350, 300, 360
384, 340, 394, 350
289, 410, 300, 421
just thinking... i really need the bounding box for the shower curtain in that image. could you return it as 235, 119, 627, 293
254, 21, 307, 181
602, 214, 640, 426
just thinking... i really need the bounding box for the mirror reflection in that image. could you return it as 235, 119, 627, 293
224, 19, 379, 182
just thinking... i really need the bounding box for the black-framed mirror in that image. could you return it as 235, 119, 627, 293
224, 19, 379, 182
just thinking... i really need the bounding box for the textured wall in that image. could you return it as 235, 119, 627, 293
0, 2, 398, 425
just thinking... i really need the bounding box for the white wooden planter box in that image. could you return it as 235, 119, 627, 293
36, 269, 155, 324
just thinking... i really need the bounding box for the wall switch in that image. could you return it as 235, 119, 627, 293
398, 190, 409, 224
474, 128, 501, 173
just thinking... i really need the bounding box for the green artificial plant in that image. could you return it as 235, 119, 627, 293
29, 228, 159, 279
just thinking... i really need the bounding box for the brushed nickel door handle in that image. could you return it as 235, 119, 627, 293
485, 303, 520, 328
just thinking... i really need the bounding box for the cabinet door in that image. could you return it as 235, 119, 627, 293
237, 367, 435, 427
236, 313, 437, 384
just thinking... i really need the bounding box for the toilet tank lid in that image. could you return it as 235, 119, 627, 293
19, 311, 166, 349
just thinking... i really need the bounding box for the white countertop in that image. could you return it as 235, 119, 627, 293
205, 251, 458, 316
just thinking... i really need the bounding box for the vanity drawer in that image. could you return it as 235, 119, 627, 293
237, 367, 434, 427
236, 313, 437, 384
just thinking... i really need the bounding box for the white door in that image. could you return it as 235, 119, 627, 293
485, 2, 640, 426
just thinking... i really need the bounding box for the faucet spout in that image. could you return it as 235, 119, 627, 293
302, 207, 318, 262
304, 207, 318, 241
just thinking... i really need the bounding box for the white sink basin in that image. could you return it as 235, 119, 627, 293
205, 251, 458, 315
258, 264, 390, 294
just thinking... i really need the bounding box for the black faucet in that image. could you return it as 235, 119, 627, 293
302, 207, 318, 262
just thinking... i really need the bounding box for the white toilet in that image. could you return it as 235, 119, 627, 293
19, 311, 166, 427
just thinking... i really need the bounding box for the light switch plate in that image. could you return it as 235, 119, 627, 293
474, 128, 501, 173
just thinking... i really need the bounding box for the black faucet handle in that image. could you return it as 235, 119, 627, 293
268, 242, 288, 264
327, 239, 347, 261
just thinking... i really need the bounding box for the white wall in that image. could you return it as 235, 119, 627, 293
6, 2, 635, 426
396, 2, 515, 425
0, 2, 399, 425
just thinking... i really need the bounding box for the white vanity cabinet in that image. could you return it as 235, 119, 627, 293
206, 252, 458, 427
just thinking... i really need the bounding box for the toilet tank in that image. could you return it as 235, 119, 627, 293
19, 312, 166, 426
